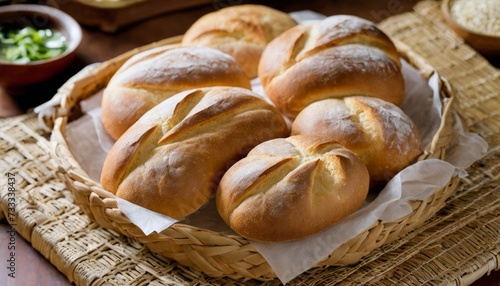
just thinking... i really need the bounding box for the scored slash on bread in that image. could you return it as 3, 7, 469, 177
101, 87, 289, 220
258, 15, 405, 120
182, 4, 298, 79
292, 96, 422, 186
216, 135, 370, 242
101, 45, 252, 140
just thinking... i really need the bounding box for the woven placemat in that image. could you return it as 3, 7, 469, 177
0, 1, 498, 285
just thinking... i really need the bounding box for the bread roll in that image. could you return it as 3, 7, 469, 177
258, 15, 404, 119
291, 96, 422, 185
181, 4, 297, 79
216, 135, 369, 242
101, 87, 289, 219
101, 45, 251, 140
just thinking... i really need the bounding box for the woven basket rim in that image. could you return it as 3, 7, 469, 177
47, 35, 460, 280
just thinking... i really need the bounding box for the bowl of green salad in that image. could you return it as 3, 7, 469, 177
0, 4, 82, 87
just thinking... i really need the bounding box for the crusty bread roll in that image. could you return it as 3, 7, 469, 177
101, 87, 289, 219
101, 45, 251, 140
258, 15, 404, 119
291, 96, 422, 185
216, 135, 369, 242
181, 4, 297, 79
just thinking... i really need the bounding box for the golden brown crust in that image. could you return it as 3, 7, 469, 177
101, 87, 289, 219
101, 45, 251, 140
258, 15, 404, 119
216, 135, 369, 242
291, 96, 422, 185
181, 4, 297, 79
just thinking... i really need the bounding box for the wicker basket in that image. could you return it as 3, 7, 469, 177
46, 36, 460, 280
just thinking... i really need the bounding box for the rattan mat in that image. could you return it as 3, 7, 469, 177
0, 1, 498, 285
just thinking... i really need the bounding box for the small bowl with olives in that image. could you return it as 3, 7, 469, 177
0, 4, 82, 87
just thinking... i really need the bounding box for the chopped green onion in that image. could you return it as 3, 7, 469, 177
0, 25, 68, 63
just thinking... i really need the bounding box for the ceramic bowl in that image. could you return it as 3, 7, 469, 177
0, 4, 82, 87
441, 0, 500, 57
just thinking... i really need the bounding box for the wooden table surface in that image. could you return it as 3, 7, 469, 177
0, 1, 498, 285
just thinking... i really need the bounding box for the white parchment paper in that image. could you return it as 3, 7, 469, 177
38, 11, 488, 285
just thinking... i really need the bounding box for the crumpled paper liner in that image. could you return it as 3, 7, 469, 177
50, 12, 488, 285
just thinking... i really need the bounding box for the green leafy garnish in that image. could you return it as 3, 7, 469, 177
0, 25, 68, 63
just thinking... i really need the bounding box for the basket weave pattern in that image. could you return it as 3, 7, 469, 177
0, 2, 498, 285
